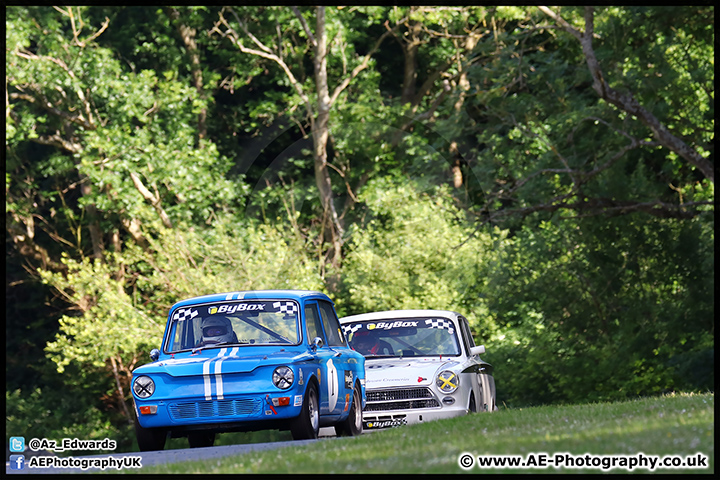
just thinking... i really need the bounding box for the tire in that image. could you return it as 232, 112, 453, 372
479, 373, 495, 412
334, 384, 363, 437
485, 374, 497, 412
134, 414, 167, 452
188, 431, 215, 448
291, 382, 319, 440
468, 392, 478, 413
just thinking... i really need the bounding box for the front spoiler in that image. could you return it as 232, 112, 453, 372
134, 391, 305, 430
362, 405, 468, 430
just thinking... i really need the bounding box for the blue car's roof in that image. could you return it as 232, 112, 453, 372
170, 290, 332, 311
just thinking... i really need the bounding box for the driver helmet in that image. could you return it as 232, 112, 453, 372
352, 330, 379, 355
200, 317, 236, 344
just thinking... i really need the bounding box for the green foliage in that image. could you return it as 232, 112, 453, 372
6, 5, 243, 236
454, 6, 713, 223
487, 215, 714, 406
40, 254, 163, 374
597, 6, 714, 144
339, 178, 505, 339
41, 213, 325, 371
122, 216, 326, 311
6, 388, 135, 455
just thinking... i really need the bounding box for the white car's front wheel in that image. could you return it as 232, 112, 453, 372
469, 392, 478, 413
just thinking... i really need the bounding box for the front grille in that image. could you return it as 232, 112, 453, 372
169, 398, 260, 420
367, 387, 433, 402
365, 387, 440, 412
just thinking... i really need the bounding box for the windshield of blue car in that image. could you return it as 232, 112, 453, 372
164, 300, 301, 353
342, 317, 461, 358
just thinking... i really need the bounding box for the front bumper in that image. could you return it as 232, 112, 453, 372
361, 386, 468, 430
135, 390, 305, 430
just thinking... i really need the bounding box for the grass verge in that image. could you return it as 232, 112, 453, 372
131, 392, 713, 474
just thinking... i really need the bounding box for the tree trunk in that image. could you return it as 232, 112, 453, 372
81, 179, 105, 260
313, 7, 343, 270
109, 355, 133, 425
400, 21, 421, 105
167, 7, 207, 146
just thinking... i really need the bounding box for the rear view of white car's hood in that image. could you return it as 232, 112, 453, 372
365, 357, 459, 389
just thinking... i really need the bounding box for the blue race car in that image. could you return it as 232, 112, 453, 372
131, 290, 366, 451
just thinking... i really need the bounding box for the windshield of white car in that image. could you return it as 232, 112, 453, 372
165, 300, 300, 353
342, 317, 461, 358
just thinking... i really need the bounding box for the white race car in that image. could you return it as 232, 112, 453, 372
340, 310, 496, 430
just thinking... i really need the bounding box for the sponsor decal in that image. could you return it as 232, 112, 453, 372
265, 395, 277, 415
367, 321, 418, 331
367, 377, 411, 383
365, 419, 407, 429
344, 370, 353, 389
294, 395, 303, 407
208, 303, 265, 315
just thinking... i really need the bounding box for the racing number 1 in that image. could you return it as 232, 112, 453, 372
327, 358, 338, 411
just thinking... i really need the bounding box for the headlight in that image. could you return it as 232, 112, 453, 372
272, 366, 294, 389
133, 375, 155, 398
436, 370, 459, 394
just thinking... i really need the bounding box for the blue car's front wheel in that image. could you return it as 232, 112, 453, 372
334, 383, 362, 437
290, 382, 319, 440
135, 413, 167, 452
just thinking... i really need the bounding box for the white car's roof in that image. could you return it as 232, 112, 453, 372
339, 309, 462, 323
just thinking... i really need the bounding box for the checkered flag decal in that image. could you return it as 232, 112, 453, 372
425, 318, 454, 334
173, 308, 199, 322
273, 301, 298, 316
342, 323, 363, 338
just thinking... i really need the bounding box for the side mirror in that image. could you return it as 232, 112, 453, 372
311, 336, 324, 351
470, 345, 485, 356
150, 349, 160, 362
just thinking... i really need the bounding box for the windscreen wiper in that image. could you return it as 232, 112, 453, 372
191, 340, 250, 354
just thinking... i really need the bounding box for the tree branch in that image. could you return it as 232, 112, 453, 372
211, 8, 313, 119
291, 6, 316, 47
129, 171, 173, 229
13, 49, 98, 129
31, 132, 83, 154
167, 7, 207, 143
538, 6, 714, 183
328, 20, 401, 106
10, 89, 95, 131
486, 196, 711, 222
